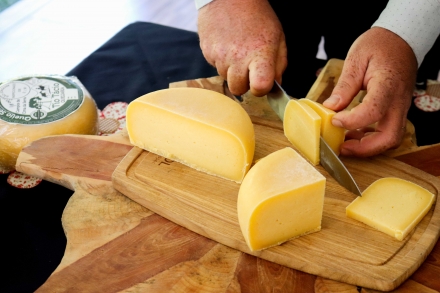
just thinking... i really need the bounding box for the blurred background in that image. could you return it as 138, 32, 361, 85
0, 0, 437, 86
0, 0, 198, 82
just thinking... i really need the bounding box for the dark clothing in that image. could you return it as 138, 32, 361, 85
268, 1, 388, 98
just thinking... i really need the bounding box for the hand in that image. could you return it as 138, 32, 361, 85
197, 0, 287, 97
323, 27, 418, 157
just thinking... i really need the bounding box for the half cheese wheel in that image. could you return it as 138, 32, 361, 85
0, 75, 99, 171
126, 88, 255, 183
298, 99, 345, 156
346, 177, 435, 240
283, 99, 321, 165
237, 147, 326, 251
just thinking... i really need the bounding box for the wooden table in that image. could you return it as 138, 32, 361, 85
16, 72, 440, 293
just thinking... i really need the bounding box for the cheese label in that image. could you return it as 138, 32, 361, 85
0, 76, 84, 125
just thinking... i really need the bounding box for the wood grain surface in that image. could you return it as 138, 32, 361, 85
112, 100, 440, 292
15, 70, 440, 292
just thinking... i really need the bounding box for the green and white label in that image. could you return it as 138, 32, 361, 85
0, 76, 84, 125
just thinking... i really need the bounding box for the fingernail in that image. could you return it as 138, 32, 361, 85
332, 118, 343, 128
323, 95, 340, 108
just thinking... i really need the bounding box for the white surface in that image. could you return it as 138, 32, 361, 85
0, 0, 198, 82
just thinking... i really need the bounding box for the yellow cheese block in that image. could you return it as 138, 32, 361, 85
283, 99, 321, 165
298, 99, 345, 156
346, 177, 435, 241
237, 147, 326, 251
0, 75, 98, 171
126, 88, 255, 183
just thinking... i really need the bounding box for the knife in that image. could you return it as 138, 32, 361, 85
266, 81, 362, 196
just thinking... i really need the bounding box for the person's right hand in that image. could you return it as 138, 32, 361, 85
197, 0, 287, 97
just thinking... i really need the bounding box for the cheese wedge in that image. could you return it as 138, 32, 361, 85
298, 99, 345, 156
346, 177, 435, 241
126, 88, 255, 183
283, 99, 321, 165
237, 147, 326, 251
0, 75, 98, 171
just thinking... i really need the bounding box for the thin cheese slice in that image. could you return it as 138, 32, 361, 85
126, 88, 255, 183
346, 177, 435, 240
283, 99, 321, 165
298, 99, 345, 156
237, 147, 326, 251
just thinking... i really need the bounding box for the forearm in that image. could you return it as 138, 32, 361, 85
372, 0, 440, 67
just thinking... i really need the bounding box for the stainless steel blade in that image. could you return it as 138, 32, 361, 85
266, 80, 362, 197
266, 80, 291, 121
320, 137, 362, 196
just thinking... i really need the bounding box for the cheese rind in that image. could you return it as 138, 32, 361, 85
237, 147, 326, 251
283, 99, 321, 165
346, 177, 435, 241
298, 99, 345, 156
0, 75, 98, 171
126, 88, 255, 183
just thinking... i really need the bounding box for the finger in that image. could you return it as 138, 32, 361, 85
323, 55, 366, 111
340, 128, 405, 157
340, 109, 407, 157
248, 47, 279, 97
226, 65, 250, 96
345, 127, 376, 140
275, 34, 288, 84
331, 83, 393, 130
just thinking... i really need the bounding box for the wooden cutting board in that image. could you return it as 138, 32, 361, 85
15, 62, 440, 292
15, 131, 440, 293
112, 116, 440, 293
111, 74, 440, 291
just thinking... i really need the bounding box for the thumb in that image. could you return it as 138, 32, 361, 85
323, 57, 366, 111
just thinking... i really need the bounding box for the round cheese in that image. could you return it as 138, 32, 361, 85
0, 75, 99, 171
126, 88, 255, 183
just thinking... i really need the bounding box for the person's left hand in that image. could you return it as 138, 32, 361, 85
323, 27, 418, 157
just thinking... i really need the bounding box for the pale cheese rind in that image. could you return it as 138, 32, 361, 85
346, 177, 435, 241
126, 88, 255, 183
237, 147, 326, 251
298, 99, 345, 156
283, 99, 321, 165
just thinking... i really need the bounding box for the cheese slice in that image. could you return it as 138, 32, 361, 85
346, 177, 435, 241
126, 88, 255, 183
283, 99, 321, 165
298, 99, 345, 156
237, 147, 326, 251
0, 75, 98, 171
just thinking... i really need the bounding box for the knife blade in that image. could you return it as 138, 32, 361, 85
266, 81, 362, 196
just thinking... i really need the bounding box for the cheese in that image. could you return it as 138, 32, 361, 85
0, 75, 98, 171
298, 99, 345, 156
126, 88, 255, 183
346, 177, 435, 241
283, 99, 321, 165
237, 147, 326, 251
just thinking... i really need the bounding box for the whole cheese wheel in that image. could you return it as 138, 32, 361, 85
0, 75, 99, 171
346, 177, 435, 240
237, 147, 326, 251
126, 88, 255, 183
